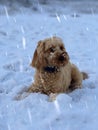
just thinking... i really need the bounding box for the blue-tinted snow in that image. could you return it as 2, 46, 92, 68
0, 1, 98, 130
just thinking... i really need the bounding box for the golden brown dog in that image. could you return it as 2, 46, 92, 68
27, 36, 88, 97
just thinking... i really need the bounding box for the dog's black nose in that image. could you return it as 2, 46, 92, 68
59, 55, 65, 61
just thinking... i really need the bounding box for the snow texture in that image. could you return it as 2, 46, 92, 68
0, 1, 98, 130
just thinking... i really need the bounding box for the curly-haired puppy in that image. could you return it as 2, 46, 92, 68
27, 36, 88, 99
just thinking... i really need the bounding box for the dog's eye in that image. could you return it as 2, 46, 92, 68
49, 47, 55, 53
60, 46, 64, 50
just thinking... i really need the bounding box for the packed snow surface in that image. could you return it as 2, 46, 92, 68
0, 2, 98, 130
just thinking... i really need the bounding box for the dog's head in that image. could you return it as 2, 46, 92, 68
31, 36, 69, 71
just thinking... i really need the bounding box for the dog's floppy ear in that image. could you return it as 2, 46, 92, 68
31, 40, 45, 68
31, 40, 41, 68
31, 48, 38, 68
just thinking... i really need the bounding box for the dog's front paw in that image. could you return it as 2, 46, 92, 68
48, 93, 58, 102
14, 92, 30, 100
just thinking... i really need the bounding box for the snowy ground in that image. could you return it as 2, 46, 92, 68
0, 2, 98, 130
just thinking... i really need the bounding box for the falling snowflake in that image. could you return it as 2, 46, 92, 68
63, 14, 67, 21
56, 14, 61, 23
22, 36, 26, 50
21, 25, 25, 34
7, 124, 11, 130
54, 100, 61, 114
13, 17, 16, 23
27, 108, 32, 124
19, 60, 23, 72
4, 6, 9, 21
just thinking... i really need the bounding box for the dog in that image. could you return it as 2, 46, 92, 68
27, 36, 88, 98
15, 36, 88, 101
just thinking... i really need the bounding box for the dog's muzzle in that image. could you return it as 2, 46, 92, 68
58, 52, 66, 62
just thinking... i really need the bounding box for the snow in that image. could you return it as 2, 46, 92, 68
0, 1, 98, 130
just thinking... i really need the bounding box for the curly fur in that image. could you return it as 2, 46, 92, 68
27, 36, 88, 96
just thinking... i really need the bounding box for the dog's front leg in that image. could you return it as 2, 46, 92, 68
48, 93, 58, 102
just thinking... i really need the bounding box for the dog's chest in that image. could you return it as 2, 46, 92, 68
38, 69, 71, 93
41, 72, 58, 86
